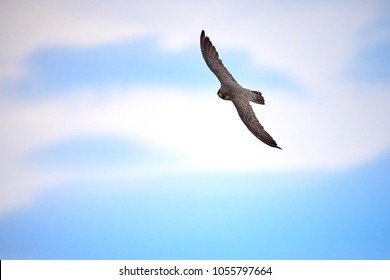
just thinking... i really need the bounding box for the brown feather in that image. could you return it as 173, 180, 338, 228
200, 30, 281, 149
231, 96, 281, 149
200, 30, 237, 84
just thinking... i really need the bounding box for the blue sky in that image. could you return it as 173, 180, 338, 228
0, 0, 390, 259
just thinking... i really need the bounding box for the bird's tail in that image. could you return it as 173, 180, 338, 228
250, 90, 265, 105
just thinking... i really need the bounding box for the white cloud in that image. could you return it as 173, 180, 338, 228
1, 83, 390, 212
0, 0, 145, 82
1, 0, 388, 84
1, 0, 390, 212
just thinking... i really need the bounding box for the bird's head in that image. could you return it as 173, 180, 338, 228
217, 86, 230, 100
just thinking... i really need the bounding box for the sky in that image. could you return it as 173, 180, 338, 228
0, 0, 390, 259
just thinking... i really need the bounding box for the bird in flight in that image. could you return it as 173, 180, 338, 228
200, 30, 281, 149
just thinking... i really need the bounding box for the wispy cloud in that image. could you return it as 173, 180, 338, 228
1, 83, 389, 212
1, 0, 390, 213
2, 0, 388, 83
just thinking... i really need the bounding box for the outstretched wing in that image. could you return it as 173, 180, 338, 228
231, 96, 281, 149
200, 30, 237, 85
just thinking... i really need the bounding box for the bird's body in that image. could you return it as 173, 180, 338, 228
200, 30, 281, 149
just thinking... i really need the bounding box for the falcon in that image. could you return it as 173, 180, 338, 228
200, 30, 281, 149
